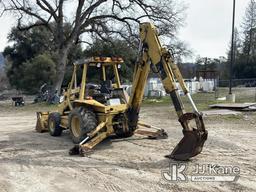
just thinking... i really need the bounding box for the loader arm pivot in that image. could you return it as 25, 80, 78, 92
127, 23, 208, 160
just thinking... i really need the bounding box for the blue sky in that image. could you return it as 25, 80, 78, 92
0, 0, 251, 61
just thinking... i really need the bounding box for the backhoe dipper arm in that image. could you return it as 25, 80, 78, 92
127, 23, 208, 160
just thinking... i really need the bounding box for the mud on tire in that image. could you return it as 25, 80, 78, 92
68, 107, 97, 144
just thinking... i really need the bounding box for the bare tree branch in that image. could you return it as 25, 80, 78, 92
36, 0, 58, 21
0, 0, 187, 93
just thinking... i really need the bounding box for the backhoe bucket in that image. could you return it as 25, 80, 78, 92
166, 112, 208, 161
35, 112, 49, 132
166, 129, 208, 161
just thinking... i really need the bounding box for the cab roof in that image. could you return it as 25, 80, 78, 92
74, 57, 124, 66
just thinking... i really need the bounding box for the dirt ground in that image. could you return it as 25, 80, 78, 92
0, 101, 256, 192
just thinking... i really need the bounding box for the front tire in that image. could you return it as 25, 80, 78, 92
68, 107, 97, 144
48, 112, 62, 136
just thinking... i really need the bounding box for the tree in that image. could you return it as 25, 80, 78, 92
241, 0, 256, 62
226, 28, 242, 79
194, 56, 222, 79
178, 62, 195, 79
20, 53, 56, 93
167, 40, 192, 64
3, 25, 83, 91
83, 39, 137, 82
1, 0, 186, 94
0, 70, 10, 91
227, 1, 256, 79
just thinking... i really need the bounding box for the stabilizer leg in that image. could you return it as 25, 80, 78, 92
69, 121, 111, 156
136, 121, 168, 139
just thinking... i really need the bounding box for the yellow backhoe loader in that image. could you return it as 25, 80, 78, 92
36, 22, 208, 161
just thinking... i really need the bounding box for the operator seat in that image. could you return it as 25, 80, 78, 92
100, 80, 113, 94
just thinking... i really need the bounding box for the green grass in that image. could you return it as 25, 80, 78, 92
221, 114, 244, 120
216, 87, 256, 103
142, 93, 216, 111
0, 102, 58, 113
1, 87, 255, 114
142, 87, 256, 111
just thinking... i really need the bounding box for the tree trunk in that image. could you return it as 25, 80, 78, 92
54, 48, 69, 95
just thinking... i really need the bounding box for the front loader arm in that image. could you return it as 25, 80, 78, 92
127, 23, 208, 160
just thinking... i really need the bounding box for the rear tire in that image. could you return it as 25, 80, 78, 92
69, 107, 97, 144
48, 112, 62, 136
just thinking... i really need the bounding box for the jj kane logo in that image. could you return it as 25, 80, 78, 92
162, 163, 240, 182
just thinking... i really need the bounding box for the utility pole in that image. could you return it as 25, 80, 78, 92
229, 0, 236, 95
204, 57, 208, 79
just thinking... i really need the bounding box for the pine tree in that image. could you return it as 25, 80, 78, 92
229, 0, 256, 79
241, 0, 256, 61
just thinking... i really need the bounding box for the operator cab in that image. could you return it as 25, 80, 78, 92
72, 57, 129, 106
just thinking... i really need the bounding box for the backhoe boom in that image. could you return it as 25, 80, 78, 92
128, 23, 208, 160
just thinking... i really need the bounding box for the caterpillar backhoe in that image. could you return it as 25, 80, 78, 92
36, 22, 207, 161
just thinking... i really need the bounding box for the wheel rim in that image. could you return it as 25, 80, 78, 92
49, 119, 55, 132
71, 116, 81, 138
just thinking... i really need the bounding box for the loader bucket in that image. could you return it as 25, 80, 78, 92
35, 112, 49, 132
166, 129, 208, 161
